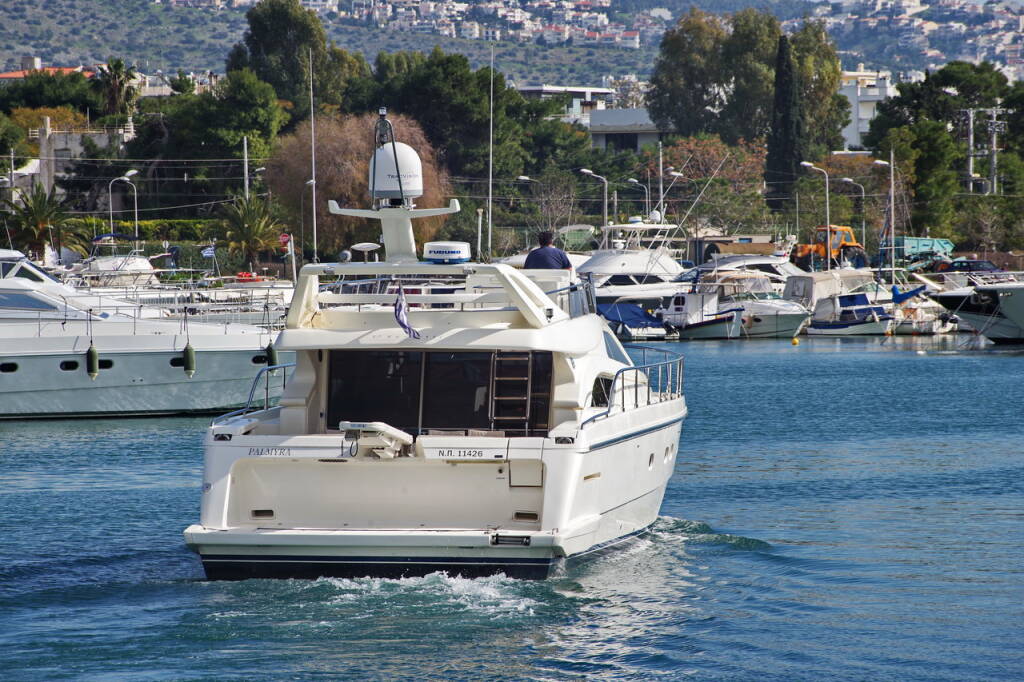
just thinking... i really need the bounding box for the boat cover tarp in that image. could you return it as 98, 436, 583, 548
597, 303, 664, 328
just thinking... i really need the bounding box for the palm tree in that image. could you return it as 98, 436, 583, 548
221, 195, 282, 269
1, 182, 86, 260
93, 58, 140, 117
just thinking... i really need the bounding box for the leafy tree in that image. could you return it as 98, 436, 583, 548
0, 112, 29, 165
765, 35, 803, 211
718, 9, 782, 144
92, 58, 140, 116
789, 20, 844, 157
907, 119, 961, 238
647, 8, 726, 137
226, 0, 370, 119
168, 70, 195, 95
0, 71, 102, 117
9, 106, 89, 134
1, 182, 84, 258
220, 194, 282, 268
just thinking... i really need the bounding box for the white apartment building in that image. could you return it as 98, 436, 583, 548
839, 64, 898, 149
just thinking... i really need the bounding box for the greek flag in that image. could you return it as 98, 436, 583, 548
393, 283, 420, 339
201, 246, 216, 258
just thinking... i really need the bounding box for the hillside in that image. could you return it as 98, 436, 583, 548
0, 0, 817, 84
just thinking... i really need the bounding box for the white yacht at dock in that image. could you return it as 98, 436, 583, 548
184, 113, 687, 579
0, 250, 283, 418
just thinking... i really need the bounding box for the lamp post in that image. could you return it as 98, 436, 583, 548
579, 168, 608, 228
800, 161, 831, 270
874, 152, 897, 284
627, 178, 650, 218
841, 177, 866, 250
108, 169, 139, 237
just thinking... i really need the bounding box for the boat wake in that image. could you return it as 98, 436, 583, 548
650, 515, 773, 552
314, 571, 543, 617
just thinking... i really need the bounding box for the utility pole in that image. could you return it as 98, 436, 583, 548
960, 107, 1009, 194
243, 135, 249, 199
988, 108, 1007, 195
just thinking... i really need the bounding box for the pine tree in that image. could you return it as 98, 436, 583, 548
765, 35, 803, 212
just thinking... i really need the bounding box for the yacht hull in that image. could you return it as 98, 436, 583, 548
807, 318, 893, 336
741, 312, 809, 338
0, 347, 288, 418
185, 405, 684, 580
677, 313, 743, 340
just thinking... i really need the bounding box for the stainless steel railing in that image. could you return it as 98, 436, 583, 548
211, 362, 296, 425
580, 344, 684, 427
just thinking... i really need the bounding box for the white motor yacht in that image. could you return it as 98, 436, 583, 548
577, 222, 690, 308
665, 272, 809, 339
183, 114, 687, 579
0, 251, 283, 418
694, 254, 807, 294
930, 275, 1024, 343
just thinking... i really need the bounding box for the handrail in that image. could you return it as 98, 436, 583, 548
211, 362, 296, 425
580, 344, 684, 428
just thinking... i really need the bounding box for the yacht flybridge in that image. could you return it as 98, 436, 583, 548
184, 112, 688, 579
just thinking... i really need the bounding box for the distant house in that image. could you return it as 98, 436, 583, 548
839, 64, 899, 149
516, 84, 614, 124
589, 108, 669, 152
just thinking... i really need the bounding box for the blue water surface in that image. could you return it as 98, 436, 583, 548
1, 335, 1022, 680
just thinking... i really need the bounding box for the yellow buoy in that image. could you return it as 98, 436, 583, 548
791, 337, 800, 346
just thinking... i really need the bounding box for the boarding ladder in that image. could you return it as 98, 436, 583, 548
489, 351, 533, 435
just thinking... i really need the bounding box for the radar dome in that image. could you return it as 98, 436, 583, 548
370, 142, 423, 200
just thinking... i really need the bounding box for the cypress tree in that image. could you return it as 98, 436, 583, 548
765, 35, 804, 211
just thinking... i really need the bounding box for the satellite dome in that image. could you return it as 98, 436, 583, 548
370, 142, 423, 200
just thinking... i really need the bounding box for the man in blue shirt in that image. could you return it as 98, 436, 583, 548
524, 231, 572, 270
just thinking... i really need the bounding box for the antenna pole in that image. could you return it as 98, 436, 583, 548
309, 48, 318, 263
487, 46, 494, 261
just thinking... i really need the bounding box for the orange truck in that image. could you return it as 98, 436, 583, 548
791, 225, 868, 270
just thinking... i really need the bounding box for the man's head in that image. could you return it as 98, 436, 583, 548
537, 231, 555, 247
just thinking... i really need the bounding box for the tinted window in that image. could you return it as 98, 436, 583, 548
60, 360, 79, 371
328, 351, 422, 433
606, 275, 636, 286
98, 359, 113, 369
603, 332, 632, 365
13, 266, 43, 282
0, 292, 57, 311
421, 352, 491, 431
0, 362, 17, 372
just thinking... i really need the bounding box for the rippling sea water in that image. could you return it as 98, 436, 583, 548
1, 336, 1022, 680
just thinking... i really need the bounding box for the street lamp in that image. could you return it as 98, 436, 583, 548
874, 154, 897, 284
627, 178, 650, 218
108, 169, 139, 238
840, 177, 866, 251
801, 161, 831, 270
579, 168, 608, 228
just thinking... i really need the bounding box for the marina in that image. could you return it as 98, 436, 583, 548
2, 336, 1021, 679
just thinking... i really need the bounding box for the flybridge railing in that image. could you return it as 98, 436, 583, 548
212, 362, 296, 425
581, 344, 684, 428
317, 274, 598, 318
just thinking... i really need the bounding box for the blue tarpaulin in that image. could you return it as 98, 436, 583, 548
892, 284, 927, 305
597, 303, 664, 328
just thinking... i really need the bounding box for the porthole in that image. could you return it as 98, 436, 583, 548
60, 360, 79, 371
169, 357, 185, 367
648, 453, 655, 470
664, 446, 672, 464
0, 362, 18, 373
98, 359, 113, 369
252, 354, 268, 365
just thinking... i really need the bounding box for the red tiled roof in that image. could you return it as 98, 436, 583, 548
0, 66, 97, 80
